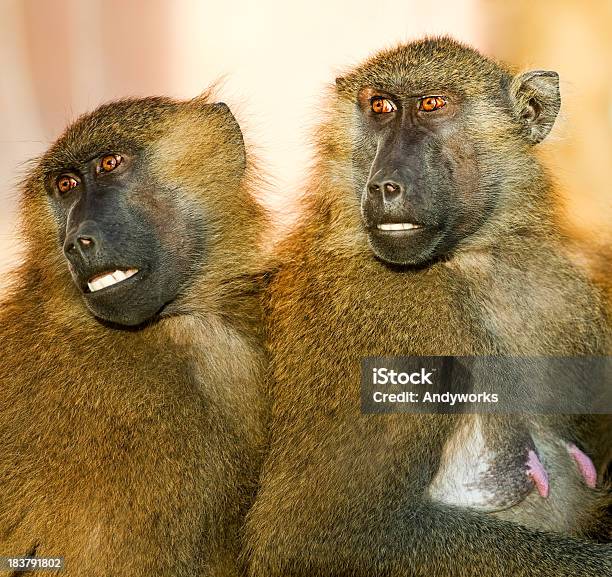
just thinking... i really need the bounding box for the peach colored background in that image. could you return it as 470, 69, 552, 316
1, 0, 610, 279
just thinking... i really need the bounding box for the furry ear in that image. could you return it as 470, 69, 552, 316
210, 102, 246, 173
510, 70, 560, 144
186, 98, 246, 174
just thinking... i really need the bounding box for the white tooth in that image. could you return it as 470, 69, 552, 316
378, 223, 420, 231
99, 274, 115, 288
87, 268, 139, 293
91, 278, 105, 292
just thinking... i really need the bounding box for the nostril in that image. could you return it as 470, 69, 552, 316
77, 235, 94, 248
368, 183, 381, 195
380, 181, 404, 201
384, 182, 400, 195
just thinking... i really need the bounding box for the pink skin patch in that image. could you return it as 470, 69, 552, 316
526, 450, 549, 498
566, 443, 597, 488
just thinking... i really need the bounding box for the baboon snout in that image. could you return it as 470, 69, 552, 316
367, 178, 404, 203
64, 220, 102, 261
366, 166, 410, 206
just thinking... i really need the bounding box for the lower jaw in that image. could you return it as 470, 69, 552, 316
367, 232, 443, 266
84, 301, 158, 328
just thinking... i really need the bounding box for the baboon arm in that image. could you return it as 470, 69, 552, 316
247, 501, 612, 577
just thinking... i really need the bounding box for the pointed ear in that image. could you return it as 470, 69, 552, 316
510, 70, 560, 144
210, 102, 246, 172
188, 99, 246, 174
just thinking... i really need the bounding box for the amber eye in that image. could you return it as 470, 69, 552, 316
419, 96, 446, 112
371, 97, 397, 114
99, 154, 122, 173
56, 175, 78, 194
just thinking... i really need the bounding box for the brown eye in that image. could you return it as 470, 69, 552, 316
56, 175, 78, 194
419, 96, 446, 112
371, 97, 396, 114
100, 154, 122, 173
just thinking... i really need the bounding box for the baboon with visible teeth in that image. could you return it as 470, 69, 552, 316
0, 95, 269, 576
245, 37, 611, 577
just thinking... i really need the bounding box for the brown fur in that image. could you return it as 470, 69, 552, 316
245, 37, 611, 576
0, 96, 269, 576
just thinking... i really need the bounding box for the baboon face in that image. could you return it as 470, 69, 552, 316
39, 98, 247, 326
355, 84, 474, 267
337, 39, 561, 266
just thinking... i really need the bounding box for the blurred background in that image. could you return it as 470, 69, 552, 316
1, 0, 610, 277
